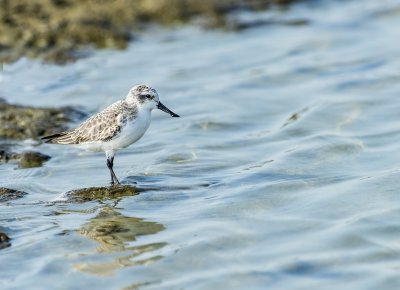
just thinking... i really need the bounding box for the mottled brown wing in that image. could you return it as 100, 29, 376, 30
42, 100, 134, 144
72, 113, 121, 143
71, 100, 130, 143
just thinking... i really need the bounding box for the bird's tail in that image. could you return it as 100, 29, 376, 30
41, 131, 75, 144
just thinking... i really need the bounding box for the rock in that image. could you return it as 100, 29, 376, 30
67, 185, 140, 202
0, 187, 28, 202
0, 144, 51, 168
0, 232, 11, 250
0, 232, 10, 242
18, 151, 51, 168
0, 145, 19, 162
0, 0, 303, 64
227, 18, 310, 31
0, 101, 85, 140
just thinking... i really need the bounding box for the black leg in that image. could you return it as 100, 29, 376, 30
110, 156, 120, 185
106, 156, 120, 185
106, 158, 114, 185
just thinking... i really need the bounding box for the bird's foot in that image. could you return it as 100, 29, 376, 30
110, 180, 120, 186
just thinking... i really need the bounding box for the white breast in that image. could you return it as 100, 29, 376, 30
76, 110, 151, 153
104, 110, 151, 151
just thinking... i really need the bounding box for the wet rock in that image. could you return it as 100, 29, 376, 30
67, 185, 140, 202
0, 101, 84, 140
0, 143, 51, 168
0, 187, 28, 202
18, 151, 51, 168
0, 145, 19, 162
227, 18, 310, 31
0, 0, 304, 64
0, 232, 11, 250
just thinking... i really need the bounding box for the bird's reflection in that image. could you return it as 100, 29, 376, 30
74, 206, 166, 276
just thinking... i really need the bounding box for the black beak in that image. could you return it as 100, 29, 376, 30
157, 102, 180, 117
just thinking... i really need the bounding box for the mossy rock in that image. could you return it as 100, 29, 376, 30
0, 101, 84, 140
0, 232, 11, 250
18, 151, 51, 168
0, 187, 28, 202
67, 185, 140, 202
0, 144, 51, 168
0, 0, 303, 63
0, 145, 19, 162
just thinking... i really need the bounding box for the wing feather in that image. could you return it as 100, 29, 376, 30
41, 100, 137, 144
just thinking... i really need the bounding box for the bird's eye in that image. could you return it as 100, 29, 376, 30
140, 94, 152, 100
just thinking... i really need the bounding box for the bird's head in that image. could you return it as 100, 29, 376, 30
126, 84, 179, 117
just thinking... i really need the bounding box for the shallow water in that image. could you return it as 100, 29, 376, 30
2, 0, 400, 289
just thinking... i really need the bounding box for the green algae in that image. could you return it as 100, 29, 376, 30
67, 185, 140, 202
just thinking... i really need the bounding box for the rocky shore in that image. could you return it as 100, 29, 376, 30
0, 99, 84, 140
0, 0, 302, 63
0, 99, 85, 169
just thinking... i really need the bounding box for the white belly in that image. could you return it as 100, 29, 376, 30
77, 111, 151, 153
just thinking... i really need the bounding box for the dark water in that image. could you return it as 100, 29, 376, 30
2, 0, 400, 289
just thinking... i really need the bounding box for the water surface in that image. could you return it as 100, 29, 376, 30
2, 0, 400, 289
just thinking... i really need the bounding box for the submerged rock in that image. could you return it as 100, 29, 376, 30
0, 143, 51, 168
0, 232, 11, 250
18, 151, 51, 168
0, 100, 84, 140
67, 185, 140, 202
0, 187, 28, 202
0, 145, 18, 162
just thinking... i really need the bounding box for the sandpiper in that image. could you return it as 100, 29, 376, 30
42, 84, 179, 185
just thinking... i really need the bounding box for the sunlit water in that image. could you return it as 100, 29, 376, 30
2, 0, 400, 289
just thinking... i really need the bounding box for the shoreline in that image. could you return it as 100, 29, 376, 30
0, 0, 301, 64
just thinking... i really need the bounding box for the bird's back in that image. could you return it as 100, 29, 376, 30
42, 100, 138, 145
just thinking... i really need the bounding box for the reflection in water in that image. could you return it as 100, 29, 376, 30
74, 207, 166, 276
